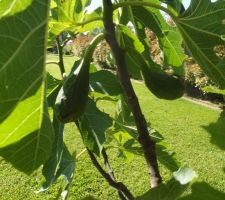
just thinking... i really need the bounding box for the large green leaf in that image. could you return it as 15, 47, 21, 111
202, 86, 225, 96
90, 70, 122, 96
0, 0, 54, 174
76, 99, 112, 155
54, 0, 91, 22
131, 5, 185, 75
116, 24, 145, 53
116, 24, 144, 79
111, 97, 180, 169
107, 131, 142, 162
43, 144, 75, 198
42, 116, 64, 190
49, 1, 102, 37
176, 0, 225, 88
41, 116, 75, 194
54, 145, 75, 183
0, 0, 32, 18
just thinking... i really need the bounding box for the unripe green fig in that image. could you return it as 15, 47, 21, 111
142, 64, 184, 100
127, 48, 184, 100
55, 33, 104, 123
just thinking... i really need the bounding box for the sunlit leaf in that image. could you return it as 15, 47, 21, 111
116, 24, 144, 79
0, 0, 32, 18
173, 167, 198, 185
137, 167, 197, 200
0, 0, 54, 174
176, 0, 225, 88
202, 86, 225, 96
49, 1, 102, 37
131, 4, 185, 75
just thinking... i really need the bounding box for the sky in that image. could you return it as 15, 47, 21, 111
88, 0, 191, 12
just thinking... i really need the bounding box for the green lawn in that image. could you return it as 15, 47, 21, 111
0, 55, 225, 199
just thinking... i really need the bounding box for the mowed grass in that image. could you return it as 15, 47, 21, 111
0, 54, 225, 199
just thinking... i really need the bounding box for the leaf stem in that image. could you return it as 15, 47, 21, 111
76, 148, 87, 159
76, 17, 103, 26
113, 1, 176, 20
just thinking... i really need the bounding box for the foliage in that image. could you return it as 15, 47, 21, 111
1, 78, 225, 199
1, 0, 225, 199
0, 0, 54, 174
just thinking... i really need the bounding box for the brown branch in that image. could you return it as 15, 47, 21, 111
102, 0, 162, 188
87, 149, 134, 200
102, 148, 127, 200
56, 36, 66, 77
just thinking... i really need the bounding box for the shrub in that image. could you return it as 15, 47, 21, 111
184, 56, 216, 89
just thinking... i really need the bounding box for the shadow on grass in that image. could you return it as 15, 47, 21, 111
203, 111, 225, 150
81, 196, 98, 200
179, 182, 225, 200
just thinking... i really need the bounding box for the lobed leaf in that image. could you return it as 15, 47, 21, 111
42, 116, 64, 190
49, 1, 102, 38
0, 0, 54, 174
0, 0, 32, 18
90, 70, 122, 96
116, 24, 144, 79
176, 0, 225, 88
76, 99, 112, 155
131, 3, 185, 75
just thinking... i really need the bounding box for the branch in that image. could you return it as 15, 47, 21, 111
102, 0, 162, 188
87, 149, 134, 200
101, 148, 127, 200
113, 1, 176, 20
56, 36, 66, 77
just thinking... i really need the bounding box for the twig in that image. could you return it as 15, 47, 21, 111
102, 148, 127, 200
87, 149, 134, 200
62, 37, 72, 48
56, 36, 66, 77
102, 0, 162, 188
